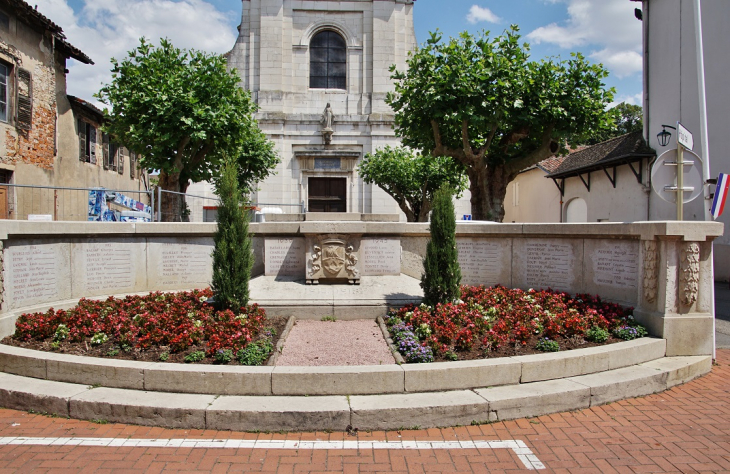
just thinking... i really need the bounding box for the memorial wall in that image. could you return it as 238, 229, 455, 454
0, 220, 723, 356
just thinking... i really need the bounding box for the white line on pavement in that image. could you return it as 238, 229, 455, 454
0, 437, 546, 470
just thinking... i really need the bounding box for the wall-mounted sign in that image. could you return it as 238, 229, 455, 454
677, 122, 694, 150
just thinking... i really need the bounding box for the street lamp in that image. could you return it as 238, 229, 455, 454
657, 124, 676, 147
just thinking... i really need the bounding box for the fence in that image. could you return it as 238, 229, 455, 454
0, 183, 304, 223
0, 183, 152, 222
157, 188, 304, 223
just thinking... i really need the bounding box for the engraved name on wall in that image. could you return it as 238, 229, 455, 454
523, 241, 574, 290
157, 241, 213, 286
4, 244, 64, 308
592, 241, 639, 289
361, 238, 401, 276
265, 238, 305, 276
78, 242, 134, 294
457, 239, 503, 286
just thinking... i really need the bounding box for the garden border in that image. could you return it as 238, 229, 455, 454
0, 336, 667, 396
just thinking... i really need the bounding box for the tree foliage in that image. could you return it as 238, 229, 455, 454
211, 159, 253, 311
387, 27, 615, 221
359, 146, 467, 222
586, 102, 643, 145
421, 186, 461, 306
96, 38, 279, 220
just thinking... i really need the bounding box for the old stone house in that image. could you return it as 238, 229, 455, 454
0, 0, 148, 221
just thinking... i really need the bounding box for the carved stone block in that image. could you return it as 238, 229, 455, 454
680, 242, 700, 306
306, 234, 361, 285
642, 240, 658, 304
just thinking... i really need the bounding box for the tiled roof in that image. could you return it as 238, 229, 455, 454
68, 95, 104, 119
546, 131, 655, 178
5, 0, 93, 64
537, 155, 568, 174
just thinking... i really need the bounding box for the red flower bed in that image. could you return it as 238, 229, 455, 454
11, 289, 267, 357
387, 285, 642, 362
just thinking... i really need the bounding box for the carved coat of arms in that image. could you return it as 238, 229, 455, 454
322, 244, 346, 275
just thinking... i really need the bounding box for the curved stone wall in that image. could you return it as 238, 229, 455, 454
0, 220, 723, 356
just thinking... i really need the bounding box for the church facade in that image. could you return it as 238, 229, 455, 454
225, 0, 417, 217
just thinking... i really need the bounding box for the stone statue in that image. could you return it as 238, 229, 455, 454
321, 103, 335, 131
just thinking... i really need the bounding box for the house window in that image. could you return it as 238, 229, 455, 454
78, 119, 96, 163
0, 63, 7, 122
309, 31, 346, 90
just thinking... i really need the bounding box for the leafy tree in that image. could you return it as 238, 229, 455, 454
96, 38, 278, 221
387, 27, 615, 221
211, 159, 253, 310
421, 186, 461, 306
587, 102, 643, 144
359, 146, 467, 222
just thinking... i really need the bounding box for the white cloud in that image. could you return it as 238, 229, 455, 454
609, 92, 643, 109
590, 48, 643, 78
466, 5, 501, 24
33, 0, 239, 107
527, 0, 642, 78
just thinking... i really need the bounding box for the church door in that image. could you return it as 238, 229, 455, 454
308, 177, 346, 212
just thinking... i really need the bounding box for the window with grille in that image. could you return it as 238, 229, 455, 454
309, 31, 346, 90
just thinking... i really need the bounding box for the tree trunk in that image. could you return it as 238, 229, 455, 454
157, 170, 183, 222
467, 165, 514, 222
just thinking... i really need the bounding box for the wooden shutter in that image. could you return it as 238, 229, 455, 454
78, 118, 86, 161
118, 148, 124, 174
16, 69, 32, 131
102, 133, 109, 170
89, 126, 96, 164
129, 151, 135, 179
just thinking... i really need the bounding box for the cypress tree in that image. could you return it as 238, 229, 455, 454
421, 185, 461, 306
211, 159, 253, 310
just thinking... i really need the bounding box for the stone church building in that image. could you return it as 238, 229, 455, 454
224, 0, 417, 217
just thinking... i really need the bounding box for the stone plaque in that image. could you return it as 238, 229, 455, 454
591, 241, 640, 289
73, 241, 141, 296
361, 238, 401, 276
523, 241, 575, 290
148, 238, 213, 289
265, 238, 305, 276
3, 242, 70, 309
457, 239, 504, 286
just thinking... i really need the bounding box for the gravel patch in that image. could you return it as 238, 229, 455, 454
275, 319, 397, 366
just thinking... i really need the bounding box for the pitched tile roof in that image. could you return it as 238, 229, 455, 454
546, 131, 655, 178
5, 0, 93, 64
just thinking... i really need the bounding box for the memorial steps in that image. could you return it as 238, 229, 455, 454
248, 274, 423, 319
0, 338, 711, 431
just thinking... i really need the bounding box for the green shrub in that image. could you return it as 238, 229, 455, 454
184, 350, 205, 363
90, 332, 108, 346
106, 348, 120, 357
586, 326, 609, 343
214, 349, 234, 364
159, 352, 169, 362
613, 325, 648, 340
536, 338, 560, 352
53, 324, 69, 342
421, 186, 461, 306
237, 339, 274, 366
211, 159, 253, 310
445, 351, 458, 361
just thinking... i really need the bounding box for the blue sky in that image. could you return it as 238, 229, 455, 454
41, 0, 643, 108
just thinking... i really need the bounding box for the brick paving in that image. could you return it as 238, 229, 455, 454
1, 351, 730, 472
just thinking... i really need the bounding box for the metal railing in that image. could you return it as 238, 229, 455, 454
0, 183, 152, 222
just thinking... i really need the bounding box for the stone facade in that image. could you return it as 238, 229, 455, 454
0, 1, 149, 221
221, 0, 417, 217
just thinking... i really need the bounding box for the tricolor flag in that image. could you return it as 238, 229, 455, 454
711, 173, 729, 220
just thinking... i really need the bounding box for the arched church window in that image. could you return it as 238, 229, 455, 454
310, 30, 346, 89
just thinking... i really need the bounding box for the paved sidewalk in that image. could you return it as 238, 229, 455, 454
1, 352, 729, 472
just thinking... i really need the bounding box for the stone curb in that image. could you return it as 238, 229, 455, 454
0, 356, 711, 431
0, 338, 666, 396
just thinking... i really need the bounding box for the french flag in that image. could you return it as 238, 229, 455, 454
711, 173, 729, 220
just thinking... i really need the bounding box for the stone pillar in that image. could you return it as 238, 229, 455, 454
636, 236, 714, 356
